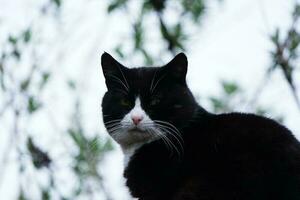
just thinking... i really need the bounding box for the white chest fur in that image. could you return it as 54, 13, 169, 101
122, 143, 143, 169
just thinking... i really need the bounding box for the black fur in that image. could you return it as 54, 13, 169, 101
101, 52, 300, 200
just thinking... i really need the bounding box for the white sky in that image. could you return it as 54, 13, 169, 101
0, 0, 300, 199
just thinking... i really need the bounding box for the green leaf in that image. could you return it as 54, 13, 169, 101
222, 81, 239, 95
8, 35, 18, 45
182, 0, 205, 23
141, 49, 153, 65
271, 29, 280, 44
23, 29, 31, 43
42, 189, 50, 200
27, 137, 51, 169
134, 20, 144, 50
102, 139, 114, 152
0, 62, 6, 91
27, 96, 42, 113
293, 4, 300, 18
18, 190, 27, 200
52, 0, 61, 7
147, 0, 166, 12
39, 72, 51, 90
20, 79, 30, 91
12, 49, 21, 60
288, 30, 300, 52
67, 80, 76, 89
209, 97, 225, 112
68, 128, 85, 150
115, 45, 124, 58
107, 0, 127, 13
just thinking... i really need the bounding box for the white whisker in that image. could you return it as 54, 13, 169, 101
150, 69, 158, 92
116, 63, 130, 90
106, 74, 129, 92
151, 73, 167, 93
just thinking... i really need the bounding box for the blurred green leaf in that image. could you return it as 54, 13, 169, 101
146, 0, 166, 12
107, 0, 127, 13
52, 0, 61, 7
12, 49, 21, 60
23, 29, 32, 43
141, 49, 153, 65
288, 30, 300, 52
270, 28, 280, 44
20, 79, 30, 91
42, 189, 50, 200
222, 81, 239, 95
134, 20, 144, 50
67, 80, 76, 90
18, 190, 27, 200
40, 72, 51, 90
115, 45, 124, 58
68, 128, 85, 150
27, 137, 51, 169
27, 96, 42, 113
209, 97, 225, 112
182, 0, 205, 22
102, 139, 114, 152
8, 35, 18, 45
0, 61, 5, 91
293, 4, 300, 18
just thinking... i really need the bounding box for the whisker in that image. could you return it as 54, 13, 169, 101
151, 73, 167, 94
150, 69, 158, 92
156, 125, 184, 156
106, 74, 129, 92
148, 128, 174, 157
157, 128, 181, 157
154, 120, 184, 143
154, 123, 184, 144
106, 123, 121, 129
116, 63, 130, 90
104, 119, 123, 125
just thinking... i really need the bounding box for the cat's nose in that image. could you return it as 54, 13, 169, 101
132, 116, 143, 125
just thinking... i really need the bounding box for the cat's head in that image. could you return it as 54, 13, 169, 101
101, 52, 197, 148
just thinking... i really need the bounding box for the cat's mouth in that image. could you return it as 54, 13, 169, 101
128, 126, 147, 133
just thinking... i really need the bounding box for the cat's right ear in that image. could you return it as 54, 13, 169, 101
101, 52, 127, 89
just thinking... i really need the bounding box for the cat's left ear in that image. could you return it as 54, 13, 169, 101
165, 53, 188, 84
101, 52, 128, 89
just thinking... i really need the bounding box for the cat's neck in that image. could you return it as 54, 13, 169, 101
122, 142, 144, 169
121, 136, 159, 169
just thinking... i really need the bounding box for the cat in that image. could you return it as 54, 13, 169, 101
101, 52, 300, 200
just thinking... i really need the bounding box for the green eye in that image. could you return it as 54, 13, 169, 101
150, 98, 160, 106
120, 99, 131, 106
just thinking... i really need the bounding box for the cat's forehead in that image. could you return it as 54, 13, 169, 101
126, 67, 160, 92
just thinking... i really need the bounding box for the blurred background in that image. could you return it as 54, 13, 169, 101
0, 0, 300, 199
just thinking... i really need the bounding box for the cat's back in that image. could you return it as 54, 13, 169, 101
179, 112, 300, 200
212, 112, 300, 151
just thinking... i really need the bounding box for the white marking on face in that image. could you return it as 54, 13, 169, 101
121, 98, 153, 131
111, 97, 159, 168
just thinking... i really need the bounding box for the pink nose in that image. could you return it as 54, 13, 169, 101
132, 116, 143, 125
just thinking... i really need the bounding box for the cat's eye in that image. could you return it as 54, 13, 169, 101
150, 98, 160, 106
120, 99, 131, 107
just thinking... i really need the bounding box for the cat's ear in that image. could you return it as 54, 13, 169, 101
101, 52, 128, 89
165, 53, 188, 84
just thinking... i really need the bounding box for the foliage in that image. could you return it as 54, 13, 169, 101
208, 80, 284, 123
106, 0, 211, 64
269, 4, 300, 109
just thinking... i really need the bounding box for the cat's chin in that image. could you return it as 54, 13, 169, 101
111, 128, 159, 149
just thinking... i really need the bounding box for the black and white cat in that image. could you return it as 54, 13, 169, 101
101, 52, 300, 200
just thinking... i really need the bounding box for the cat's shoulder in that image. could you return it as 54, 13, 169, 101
215, 112, 287, 130
210, 112, 298, 145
